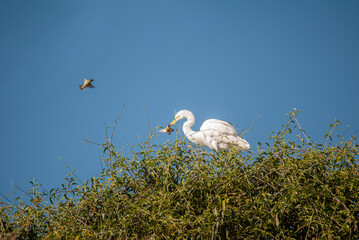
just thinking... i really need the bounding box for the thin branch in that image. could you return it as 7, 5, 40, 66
83, 138, 102, 147
292, 116, 309, 143
144, 104, 150, 138
58, 157, 83, 185
110, 96, 130, 144
0, 192, 22, 210
241, 115, 261, 137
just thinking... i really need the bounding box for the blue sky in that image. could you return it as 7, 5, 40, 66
1, 1, 358, 196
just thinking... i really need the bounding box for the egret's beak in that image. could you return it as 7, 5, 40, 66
169, 118, 178, 127
158, 116, 179, 135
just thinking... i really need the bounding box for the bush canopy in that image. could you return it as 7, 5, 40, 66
1, 110, 358, 239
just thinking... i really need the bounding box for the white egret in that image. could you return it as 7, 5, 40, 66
160, 110, 250, 151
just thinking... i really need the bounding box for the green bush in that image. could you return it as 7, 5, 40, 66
1, 110, 358, 239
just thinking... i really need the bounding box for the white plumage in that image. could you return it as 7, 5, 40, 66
161, 110, 250, 151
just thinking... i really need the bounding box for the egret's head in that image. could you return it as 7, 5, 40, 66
170, 110, 188, 126
174, 110, 192, 121
159, 110, 192, 135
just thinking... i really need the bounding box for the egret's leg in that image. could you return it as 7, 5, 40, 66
211, 141, 218, 151
219, 142, 229, 151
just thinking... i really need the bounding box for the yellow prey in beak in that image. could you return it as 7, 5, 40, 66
158, 125, 175, 135
158, 116, 179, 135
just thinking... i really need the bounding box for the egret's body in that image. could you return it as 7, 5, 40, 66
165, 110, 250, 151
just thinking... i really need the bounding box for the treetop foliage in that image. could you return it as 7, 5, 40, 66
1, 110, 358, 239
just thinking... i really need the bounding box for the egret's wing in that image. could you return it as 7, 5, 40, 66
200, 119, 239, 136
200, 119, 249, 150
87, 83, 95, 88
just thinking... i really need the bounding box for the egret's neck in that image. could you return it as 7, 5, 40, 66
183, 120, 195, 135
182, 114, 201, 144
